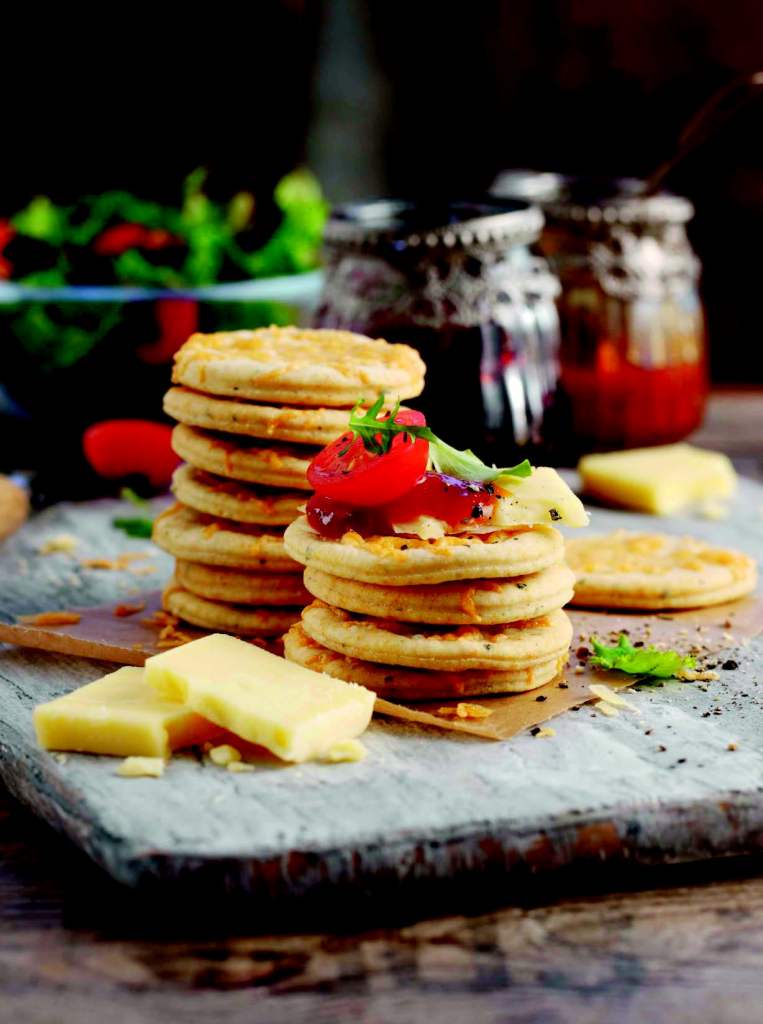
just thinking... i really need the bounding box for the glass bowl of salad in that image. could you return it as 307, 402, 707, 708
0, 170, 327, 501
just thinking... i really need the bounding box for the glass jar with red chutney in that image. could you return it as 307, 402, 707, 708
314, 199, 562, 464
492, 173, 707, 455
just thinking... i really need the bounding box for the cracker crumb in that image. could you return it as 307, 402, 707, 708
54, 753, 69, 765
436, 702, 493, 720
130, 564, 158, 576
320, 739, 368, 763
227, 761, 256, 773
596, 703, 620, 717
208, 744, 241, 767
696, 499, 729, 521
38, 534, 79, 555
727, 742, 738, 752
18, 610, 81, 626
81, 552, 152, 571
534, 727, 556, 739
117, 757, 165, 778
679, 668, 719, 682
113, 601, 146, 618
574, 665, 585, 675
589, 683, 639, 712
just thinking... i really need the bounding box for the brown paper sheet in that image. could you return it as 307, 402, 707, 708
1, 593, 761, 741
0, 592, 205, 665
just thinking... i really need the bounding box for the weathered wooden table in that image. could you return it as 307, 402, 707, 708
2, 390, 762, 1024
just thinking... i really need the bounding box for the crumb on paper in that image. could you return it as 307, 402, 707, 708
320, 739, 367, 763
533, 727, 556, 739
155, 624, 194, 649
54, 753, 69, 765
116, 757, 165, 778
141, 610, 178, 629
208, 744, 242, 767
38, 534, 79, 555
574, 665, 585, 675
113, 601, 146, 618
589, 683, 639, 712
728, 742, 738, 751
228, 761, 256, 773
18, 610, 81, 627
436, 702, 493, 720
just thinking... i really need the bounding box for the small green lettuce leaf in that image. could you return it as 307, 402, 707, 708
590, 634, 695, 679
346, 395, 532, 483
112, 517, 154, 539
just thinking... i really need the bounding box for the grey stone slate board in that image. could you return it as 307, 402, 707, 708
1, 484, 763, 902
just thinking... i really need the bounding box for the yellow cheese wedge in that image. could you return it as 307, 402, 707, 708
33, 666, 217, 757
493, 466, 589, 528
144, 633, 375, 763
578, 444, 737, 515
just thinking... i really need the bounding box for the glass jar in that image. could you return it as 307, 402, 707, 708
492, 173, 707, 454
315, 199, 562, 462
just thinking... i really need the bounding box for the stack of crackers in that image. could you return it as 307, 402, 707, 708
283, 515, 577, 700
153, 326, 426, 638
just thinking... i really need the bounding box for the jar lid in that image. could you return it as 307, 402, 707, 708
324, 198, 544, 251
491, 171, 694, 225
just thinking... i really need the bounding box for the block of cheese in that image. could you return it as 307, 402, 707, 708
145, 633, 375, 763
578, 444, 737, 515
34, 667, 217, 757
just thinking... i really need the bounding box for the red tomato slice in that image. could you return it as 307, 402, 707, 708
307, 409, 428, 506
83, 419, 181, 489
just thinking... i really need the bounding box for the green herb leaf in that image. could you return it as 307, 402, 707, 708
119, 487, 148, 508
345, 395, 533, 483
12, 196, 69, 244
590, 634, 695, 679
112, 517, 154, 539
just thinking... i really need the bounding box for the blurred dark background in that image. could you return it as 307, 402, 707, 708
4, 0, 763, 381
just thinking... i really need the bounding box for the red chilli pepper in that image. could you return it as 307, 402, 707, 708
93, 223, 149, 256
0, 218, 15, 279
137, 298, 198, 365
82, 419, 180, 489
94, 223, 180, 257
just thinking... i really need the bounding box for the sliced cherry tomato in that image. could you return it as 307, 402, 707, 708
381, 472, 497, 527
307, 409, 428, 507
83, 419, 180, 489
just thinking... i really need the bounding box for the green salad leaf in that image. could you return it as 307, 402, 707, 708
590, 634, 695, 679
346, 395, 532, 484
112, 516, 154, 539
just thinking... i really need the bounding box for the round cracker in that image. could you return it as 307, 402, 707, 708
285, 623, 565, 699
164, 387, 353, 445
175, 560, 310, 606
566, 530, 758, 610
301, 601, 572, 672
284, 516, 564, 585
303, 563, 574, 624
163, 583, 300, 638
152, 504, 300, 572
0, 475, 29, 542
172, 423, 313, 490
172, 326, 425, 406
171, 465, 303, 526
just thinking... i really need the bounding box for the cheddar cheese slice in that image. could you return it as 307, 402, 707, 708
145, 633, 375, 763
34, 666, 217, 757
578, 444, 737, 515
